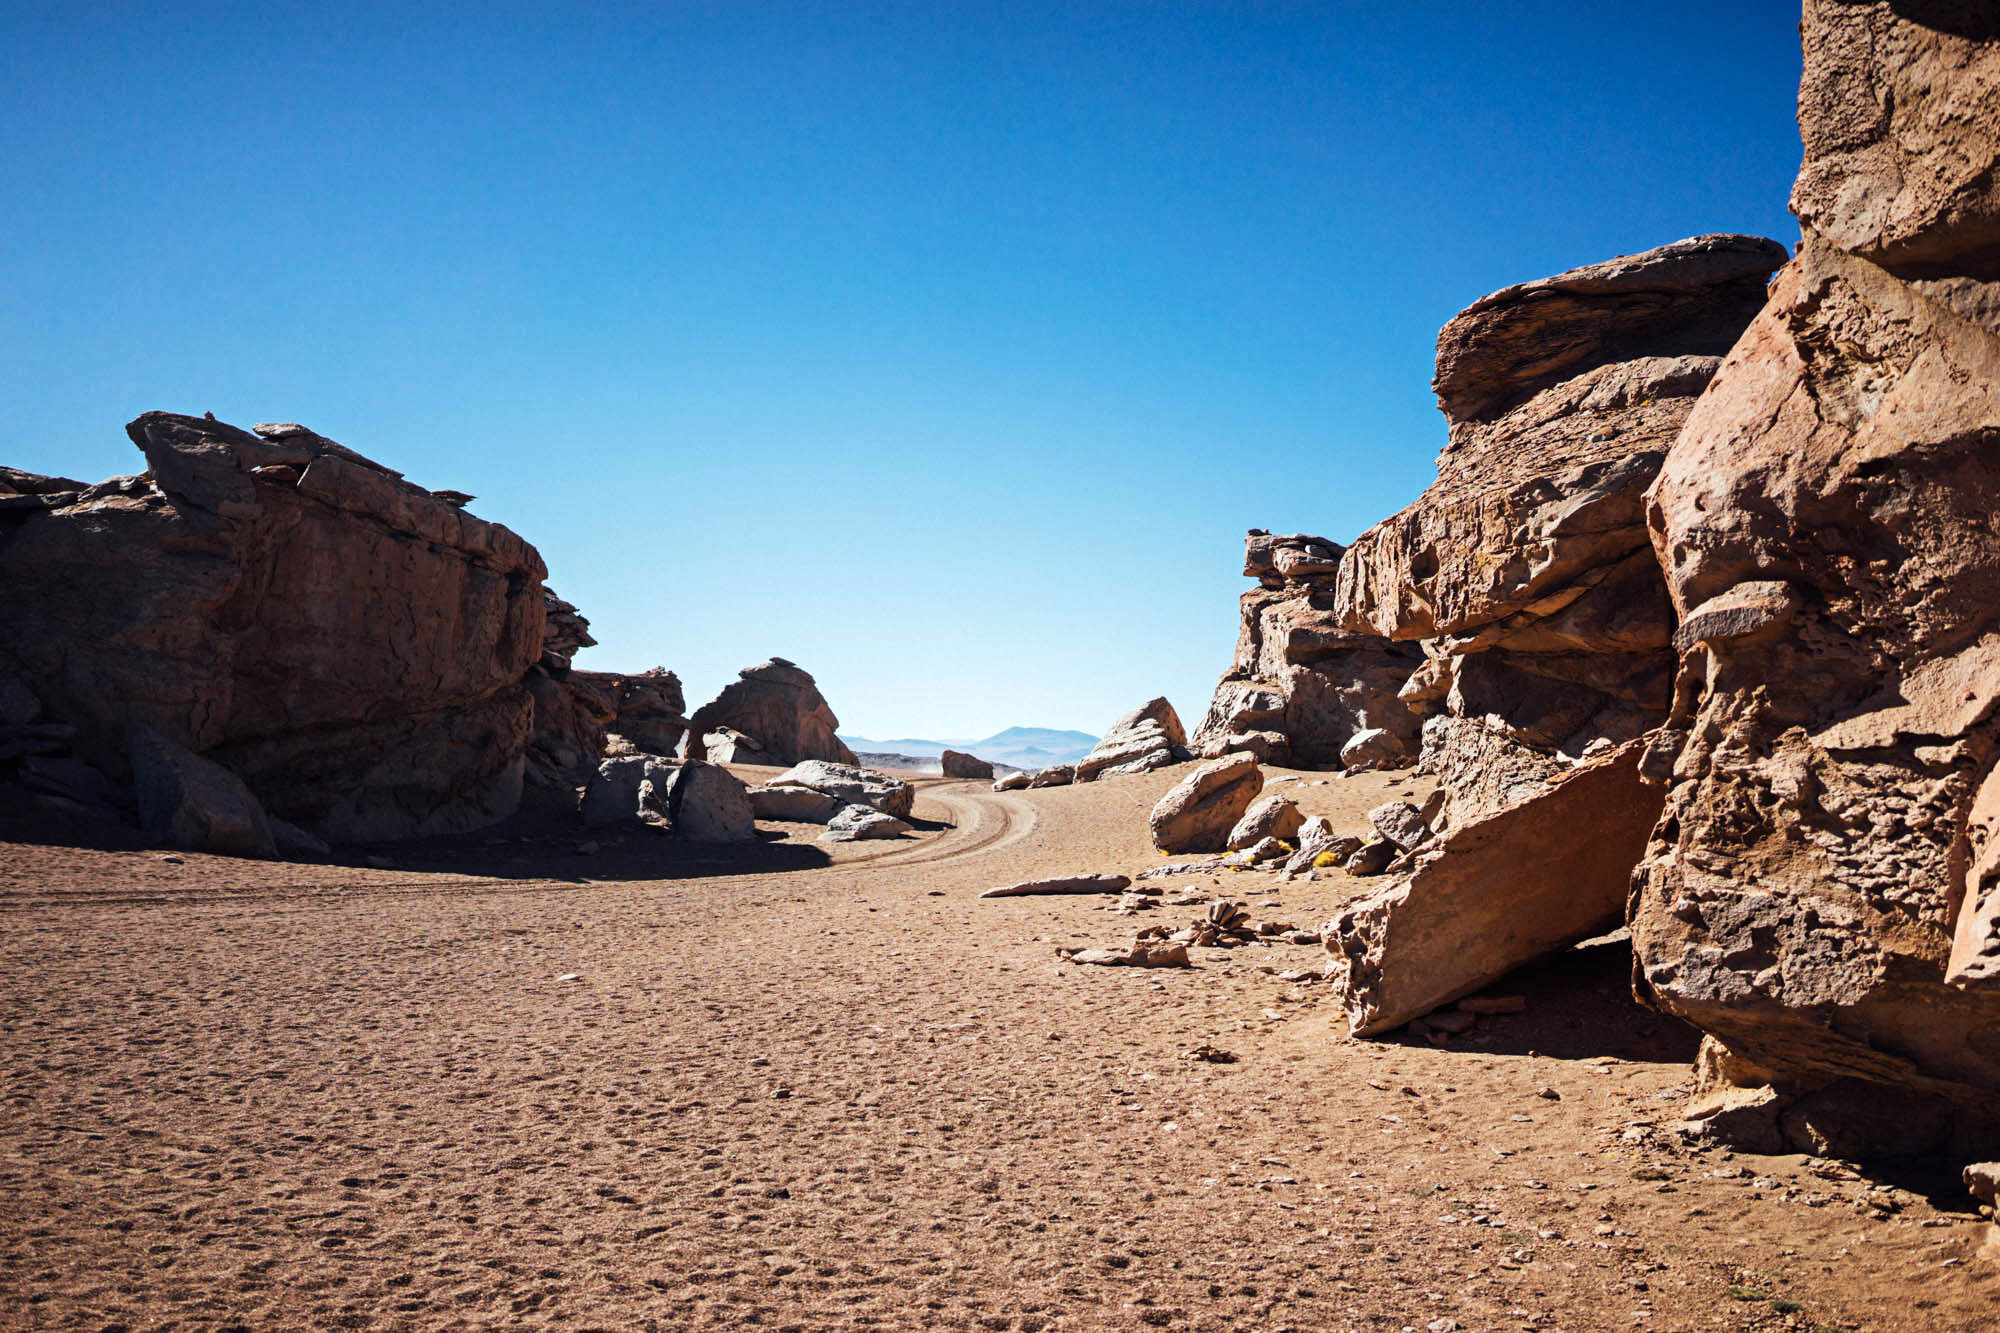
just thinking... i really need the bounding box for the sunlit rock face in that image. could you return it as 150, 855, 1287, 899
1191, 531, 1427, 771
0, 412, 550, 842
1629, 0, 2000, 1150
1335, 233, 1786, 832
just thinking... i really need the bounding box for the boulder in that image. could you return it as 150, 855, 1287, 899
0, 413, 550, 842
684, 659, 855, 766
130, 727, 277, 859
749, 784, 845, 823
1027, 764, 1074, 788
767, 760, 914, 820
940, 748, 994, 779
821, 804, 912, 842
579, 755, 673, 828
1074, 698, 1190, 782
1324, 740, 1663, 1036
992, 772, 1031, 792
1366, 801, 1432, 851
1149, 753, 1264, 853
664, 761, 753, 842
1193, 533, 1430, 770
981, 874, 1133, 898
1628, 0, 2000, 1137
1226, 794, 1303, 851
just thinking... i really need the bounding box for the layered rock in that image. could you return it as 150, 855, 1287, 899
577, 667, 688, 757
1074, 698, 1190, 781
524, 589, 615, 791
1193, 532, 1427, 769
0, 413, 550, 842
1628, 0, 2000, 1148
940, 749, 994, 780
1336, 234, 1787, 831
684, 659, 855, 767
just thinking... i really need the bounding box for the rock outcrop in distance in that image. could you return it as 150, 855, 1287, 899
1627, 0, 2000, 1156
684, 658, 856, 767
1, 413, 557, 844
1193, 531, 1428, 769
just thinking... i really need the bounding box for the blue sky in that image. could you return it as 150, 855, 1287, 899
2, 2, 1803, 740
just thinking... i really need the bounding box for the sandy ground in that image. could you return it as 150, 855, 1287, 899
1, 762, 1993, 1332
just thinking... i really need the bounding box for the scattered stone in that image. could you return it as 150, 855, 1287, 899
1183, 1044, 1237, 1063
1367, 800, 1432, 851
748, 784, 845, 823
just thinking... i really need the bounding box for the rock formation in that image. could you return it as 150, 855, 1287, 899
1073, 698, 1190, 781
1193, 532, 1428, 768
577, 667, 688, 757
684, 659, 855, 767
1, 413, 552, 842
763, 760, 915, 821
1627, 0, 2000, 1153
1337, 233, 1787, 832
939, 748, 994, 779
524, 589, 616, 792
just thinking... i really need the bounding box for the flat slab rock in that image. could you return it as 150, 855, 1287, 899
981, 874, 1132, 898
1066, 942, 1190, 968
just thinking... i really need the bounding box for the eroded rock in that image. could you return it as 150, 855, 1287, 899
1074, 698, 1189, 782
1149, 753, 1263, 853
684, 659, 855, 767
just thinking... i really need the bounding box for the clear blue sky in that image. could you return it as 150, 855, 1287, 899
3, 2, 1802, 741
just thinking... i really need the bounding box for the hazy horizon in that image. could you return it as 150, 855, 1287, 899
3, 3, 1802, 739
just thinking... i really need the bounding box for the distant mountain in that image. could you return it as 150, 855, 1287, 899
838, 726, 1099, 773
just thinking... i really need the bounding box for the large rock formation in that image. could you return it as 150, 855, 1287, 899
684, 659, 855, 767
0, 414, 550, 842
1628, 0, 2000, 1152
524, 588, 616, 791
1192, 532, 1428, 769
579, 667, 688, 756
1336, 233, 1787, 832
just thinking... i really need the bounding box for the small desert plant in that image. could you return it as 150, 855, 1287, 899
1312, 850, 1340, 868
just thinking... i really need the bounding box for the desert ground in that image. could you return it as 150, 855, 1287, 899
2, 764, 1992, 1332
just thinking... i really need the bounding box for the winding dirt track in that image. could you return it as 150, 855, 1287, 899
2, 766, 1992, 1332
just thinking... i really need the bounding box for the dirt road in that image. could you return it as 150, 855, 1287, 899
1, 766, 1991, 1331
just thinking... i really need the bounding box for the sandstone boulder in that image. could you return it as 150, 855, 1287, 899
940, 749, 994, 780
130, 727, 277, 859
767, 760, 914, 820
981, 874, 1133, 898
1628, 0, 2000, 1142
822, 804, 912, 842
1226, 794, 1303, 851
1149, 754, 1263, 853
992, 772, 1031, 792
579, 755, 674, 828
0, 413, 550, 842
1324, 740, 1663, 1035
1367, 801, 1432, 852
575, 667, 688, 757
664, 761, 753, 842
1074, 698, 1190, 782
684, 659, 854, 766
749, 785, 845, 823
1027, 764, 1074, 788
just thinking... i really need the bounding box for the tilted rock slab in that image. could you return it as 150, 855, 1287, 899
1149, 753, 1264, 853
0, 413, 549, 842
1074, 697, 1190, 782
940, 748, 994, 779
1193, 532, 1427, 769
684, 658, 855, 767
980, 874, 1133, 898
131, 726, 277, 859
1325, 740, 1663, 1036
1629, 0, 2000, 1141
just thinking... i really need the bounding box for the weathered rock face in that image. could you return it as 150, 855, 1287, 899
1074, 698, 1190, 782
1629, 0, 2000, 1143
1336, 234, 1787, 831
523, 589, 616, 792
766, 760, 914, 821
684, 659, 855, 767
0, 414, 549, 842
575, 667, 688, 757
1193, 533, 1427, 769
